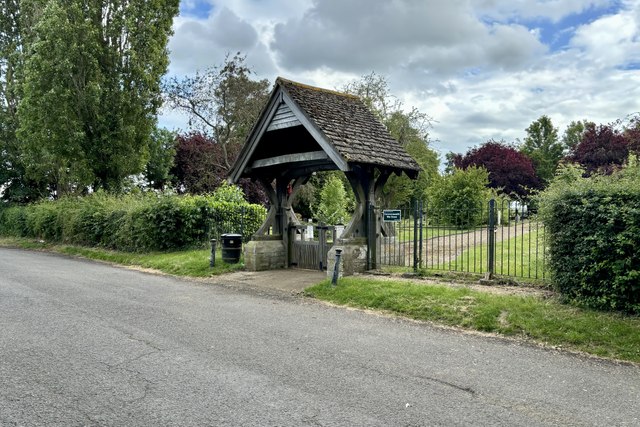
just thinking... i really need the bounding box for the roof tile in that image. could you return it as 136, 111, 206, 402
277, 78, 420, 173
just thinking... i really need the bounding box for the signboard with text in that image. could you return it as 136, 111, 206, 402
382, 209, 402, 222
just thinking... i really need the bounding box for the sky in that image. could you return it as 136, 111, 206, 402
159, 0, 640, 160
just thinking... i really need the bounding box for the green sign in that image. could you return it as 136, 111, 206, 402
382, 209, 401, 222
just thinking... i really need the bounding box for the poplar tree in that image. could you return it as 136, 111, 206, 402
17, 0, 179, 195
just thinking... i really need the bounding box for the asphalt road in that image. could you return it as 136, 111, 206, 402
1, 248, 638, 426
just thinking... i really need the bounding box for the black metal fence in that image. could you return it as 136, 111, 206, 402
376, 199, 547, 280
208, 204, 267, 243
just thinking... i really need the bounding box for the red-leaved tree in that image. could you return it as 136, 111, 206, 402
171, 132, 266, 204
454, 140, 540, 197
567, 122, 628, 174
624, 115, 640, 156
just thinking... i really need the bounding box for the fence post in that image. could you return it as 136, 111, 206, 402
419, 199, 424, 269
318, 222, 326, 271
413, 199, 418, 272
367, 203, 376, 270
240, 205, 246, 241
487, 199, 496, 279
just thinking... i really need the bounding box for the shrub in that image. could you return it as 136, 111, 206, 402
539, 161, 640, 313
0, 189, 266, 252
313, 173, 350, 224
426, 166, 493, 228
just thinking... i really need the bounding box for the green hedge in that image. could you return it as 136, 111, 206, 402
0, 191, 266, 252
539, 164, 640, 314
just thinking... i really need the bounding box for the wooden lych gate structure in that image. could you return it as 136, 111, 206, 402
229, 77, 420, 274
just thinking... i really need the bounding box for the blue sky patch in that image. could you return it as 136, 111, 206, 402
482, 2, 624, 52
180, 1, 214, 18
536, 2, 623, 51
618, 62, 640, 71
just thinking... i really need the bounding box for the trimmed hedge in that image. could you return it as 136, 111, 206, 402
0, 191, 266, 252
539, 164, 640, 314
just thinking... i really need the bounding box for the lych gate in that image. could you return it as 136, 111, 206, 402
229, 77, 420, 276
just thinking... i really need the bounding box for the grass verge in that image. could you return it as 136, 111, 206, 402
0, 237, 244, 277
305, 277, 640, 363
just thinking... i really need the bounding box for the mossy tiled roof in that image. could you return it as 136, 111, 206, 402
277, 78, 420, 173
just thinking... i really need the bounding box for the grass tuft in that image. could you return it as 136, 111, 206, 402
305, 277, 640, 363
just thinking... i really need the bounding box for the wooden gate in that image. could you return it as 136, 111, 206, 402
288, 224, 336, 270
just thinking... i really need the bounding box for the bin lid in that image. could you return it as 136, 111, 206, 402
221, 233, 242, 238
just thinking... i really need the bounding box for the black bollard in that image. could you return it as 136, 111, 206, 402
331, 248, 343, 287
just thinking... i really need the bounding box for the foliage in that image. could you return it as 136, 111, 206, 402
566, 122, 629, 175
0, 191, 266, 252
622, 114, 640, 155
172, 133, 223, 194
145, 127, 177, 190
539, 161, 640, 314
0, 0, 48, 203
454, 140, 540, 198
383, 110, 440, 207
343, 73, 439, 208
426, 166, 492, 228
16, 0, 179, 195
521, 115, 563, 184
561, 120, 589, 152
211, 181, 247, 204
163, 53, 270, 170
313, 173, 351, 224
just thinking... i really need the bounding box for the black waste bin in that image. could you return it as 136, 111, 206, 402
221, 233, 242, 264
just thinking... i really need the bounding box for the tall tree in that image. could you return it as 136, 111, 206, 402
144, 127, 177, 190
163, 54, 270, 171
170, 131, 267, 204
171, 133, 223, 194
622, 114, 640, 155
561, 120, 590, 153
454, 140, 540, 197
0, 0, 48, 202
521, 115, 563, 184
567, 122, 628, 174
17, 0, 179, 195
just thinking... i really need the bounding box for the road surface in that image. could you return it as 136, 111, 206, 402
1, 248, 638, 426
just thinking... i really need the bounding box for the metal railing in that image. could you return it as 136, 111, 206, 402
376, 199, 547, 280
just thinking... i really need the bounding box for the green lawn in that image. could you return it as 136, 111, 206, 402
435, 227, 547, 280
0, 237, 243, 276
395, 223, 475, 243
305, 277, 640, 363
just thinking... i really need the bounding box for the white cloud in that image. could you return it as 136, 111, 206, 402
167, 6, 277, 76
570, 9, 640, 68
160, 0, 640, 161
474, 0, 612, 23
270, 0, 545, 79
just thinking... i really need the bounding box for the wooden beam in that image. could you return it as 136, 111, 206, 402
281, 91, 350, 172
250, 151, 328, 170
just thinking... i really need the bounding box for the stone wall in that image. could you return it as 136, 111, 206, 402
244, 237, 286, 271
326, 238, 368, 278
